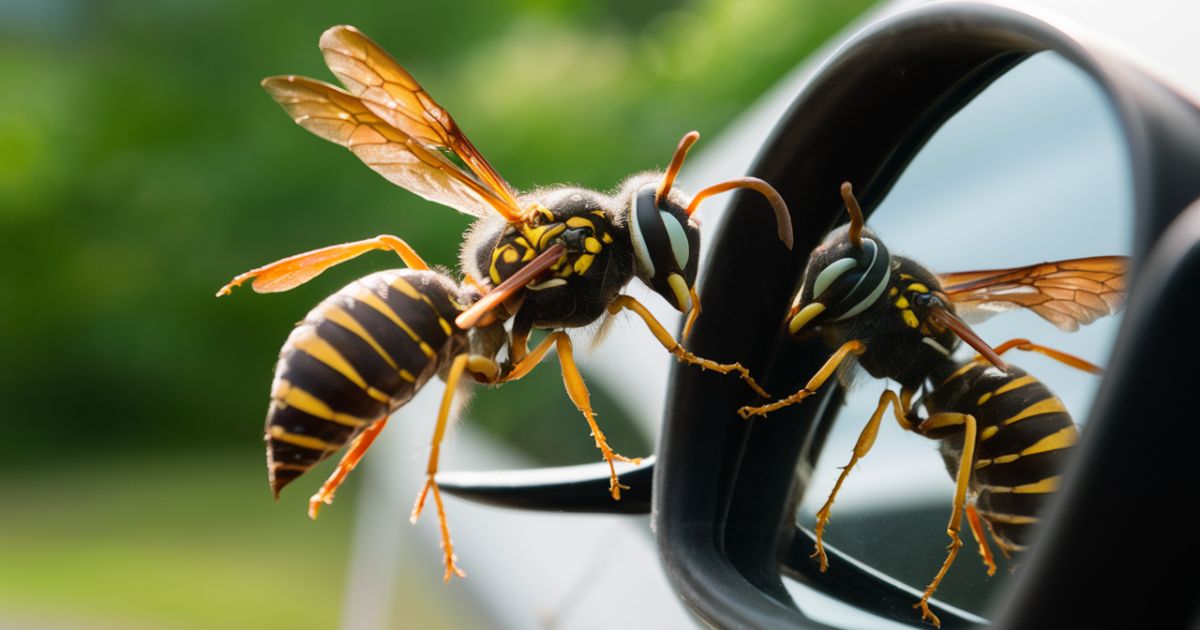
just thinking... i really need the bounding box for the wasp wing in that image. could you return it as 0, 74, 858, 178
939, 255, 1129, 332
262, 75, 514, 219
319, 25, 524, 222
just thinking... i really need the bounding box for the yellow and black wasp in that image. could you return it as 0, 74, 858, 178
739, 182, 1127, 626
218, 25, 793, 580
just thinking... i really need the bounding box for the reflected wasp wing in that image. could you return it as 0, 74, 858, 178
940, 255, 1129, 332
319, 25, 524, 221
262, 75, 514, 220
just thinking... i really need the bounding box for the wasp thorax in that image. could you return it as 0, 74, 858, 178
626, 180, 700, 313
788, 226, 893, 335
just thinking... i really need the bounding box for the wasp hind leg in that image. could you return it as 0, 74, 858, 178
810, 388, 912, 571
738, 340, 866, 418
217, 234, 431, 296
965, 503, 998, 576
608, 295, 771, 398
911, 411, 979, 628
308, 416, 390, 519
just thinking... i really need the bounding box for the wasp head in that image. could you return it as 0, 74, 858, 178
621, 173, 701, 313
787, 224, 894, 336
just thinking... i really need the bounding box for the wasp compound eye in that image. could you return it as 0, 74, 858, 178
630, 183, 700, 312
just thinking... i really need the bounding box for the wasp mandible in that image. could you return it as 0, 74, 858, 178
739, 182, 1127, 626
219, 25, 793, 580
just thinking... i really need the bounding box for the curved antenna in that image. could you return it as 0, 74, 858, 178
841, 181, 865, 248
656, 131, 701, 206
685, 177, 794, 250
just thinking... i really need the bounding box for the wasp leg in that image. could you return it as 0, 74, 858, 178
811, 388, 911, 571
965, 503, 998, 576
911, 411, 979, 629
217, 234, 430, 296
548, 332, 640, 499
410, 353, 498, 581
308, 416, 389, 519
608, 295, 770, 398
738, 340, 866, 418
990, 338, 1103, 374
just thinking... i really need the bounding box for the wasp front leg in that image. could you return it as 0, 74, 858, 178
608, 295, 770, 398
738, 340, 866, 418
809, 388, 912, 571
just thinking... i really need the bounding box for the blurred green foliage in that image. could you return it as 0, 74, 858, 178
0, 0, 870, 463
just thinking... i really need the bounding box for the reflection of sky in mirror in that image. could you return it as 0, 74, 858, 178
800, 51, 1132, 514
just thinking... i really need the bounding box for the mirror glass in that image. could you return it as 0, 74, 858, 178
785, 51, 1132, 625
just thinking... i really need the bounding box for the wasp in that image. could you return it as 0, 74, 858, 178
739, 183, 1127, 626
218, 25, 793, 580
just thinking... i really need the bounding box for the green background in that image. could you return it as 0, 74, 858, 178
0, 1, 871, 627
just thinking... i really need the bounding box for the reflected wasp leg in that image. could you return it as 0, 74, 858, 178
608, 295, 770, 398
308, 416, 389, 519
217, 235, 431, 296
810, 388, 913, 571
738, 340, 866, 418
912, 411, 979, 629
410, 353, 500, 581
965, 503, 998, 576
991, 338, 1103, 374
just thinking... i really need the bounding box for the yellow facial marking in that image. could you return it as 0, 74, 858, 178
788, 303, 826, 334
503, 248, 519, 264
667, 274, 692, 312
889, 287, 898, 297
901, 309, 919, 328
602, 232, 614, 244
584, 237, 602, 254
565, 216, 594, 229
908, 282, 930, 293
894, 295, 909, 309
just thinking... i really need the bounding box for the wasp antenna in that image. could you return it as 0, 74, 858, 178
656, 131, 700, 206
841, 181, 865, 248
685, 177, 793, 249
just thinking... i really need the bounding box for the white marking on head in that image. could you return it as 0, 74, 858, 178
662, 211, 690, 270
812, 257, 858, 299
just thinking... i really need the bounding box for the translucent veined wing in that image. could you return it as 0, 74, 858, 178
319, 25, 523, 221
939, 255, 1129, 332
262, 75, 516, 220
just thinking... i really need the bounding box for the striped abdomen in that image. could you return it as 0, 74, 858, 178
265, 269, 469, 496
926, 360, 1079, 552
